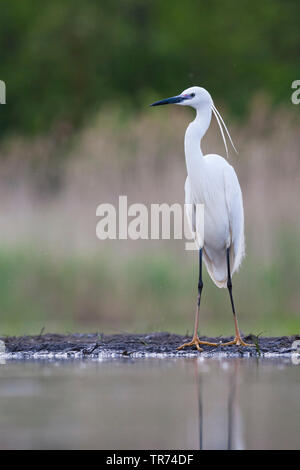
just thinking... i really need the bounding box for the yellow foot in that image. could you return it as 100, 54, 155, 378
221, 336, 254, 347
177, 337, 220, 352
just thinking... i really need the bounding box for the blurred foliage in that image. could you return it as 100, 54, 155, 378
0, 2, 299, 337
0, 232, 299, 337
0, 0, 299, 135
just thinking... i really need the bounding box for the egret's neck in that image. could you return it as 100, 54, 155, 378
184, 104, 212, 173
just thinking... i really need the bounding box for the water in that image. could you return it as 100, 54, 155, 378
0, 357, 299, 449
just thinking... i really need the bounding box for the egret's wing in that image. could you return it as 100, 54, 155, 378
223, 166, 245, 274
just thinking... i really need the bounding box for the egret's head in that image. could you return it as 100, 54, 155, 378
150, 86, 213, 110
150, 86, 238, 158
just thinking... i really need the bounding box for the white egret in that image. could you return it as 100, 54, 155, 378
151, 86, 253, 351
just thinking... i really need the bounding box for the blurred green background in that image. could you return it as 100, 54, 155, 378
0, 0, 299, 337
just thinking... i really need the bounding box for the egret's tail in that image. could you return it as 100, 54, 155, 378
192, 235, 234, 288
203, 249, 227, 288
202, 246, 236, 289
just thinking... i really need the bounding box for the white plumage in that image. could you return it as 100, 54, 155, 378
182, 86, 245, 288
185, 158, 245, 288
151, 86, 252, 350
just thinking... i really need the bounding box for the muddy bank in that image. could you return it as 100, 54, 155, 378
1, 332, 299, 358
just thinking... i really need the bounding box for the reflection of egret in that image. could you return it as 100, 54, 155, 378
151, 87, 254, 351
193, 359, 203, 450
227, 359, 245, 450
193, 358, 245, 450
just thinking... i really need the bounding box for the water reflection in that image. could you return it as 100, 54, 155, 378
226, 359, 242, 450
0, 356, 299, 449
194, 358, 244, 450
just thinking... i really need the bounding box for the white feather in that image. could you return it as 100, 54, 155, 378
212, 106, 229, 159
212, 103, 238, 155
181, 86, 244, 288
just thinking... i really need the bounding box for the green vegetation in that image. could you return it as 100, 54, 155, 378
0, 0, 299, 135
0, 3, 299, 337
0, 101, 299, 336
0, 233, 299, 337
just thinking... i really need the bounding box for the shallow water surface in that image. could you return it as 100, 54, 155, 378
0, 357, 299, 449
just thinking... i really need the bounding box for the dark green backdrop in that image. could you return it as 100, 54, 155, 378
0, 0, 299, 135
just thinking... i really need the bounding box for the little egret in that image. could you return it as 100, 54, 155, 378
151, 86, 253, 351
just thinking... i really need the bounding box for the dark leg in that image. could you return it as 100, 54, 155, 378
222, 248, 254, 347
198, 248, 203, 306
227, 248, 240, 339
194, 248, 203, 337
177, 249, 219, 351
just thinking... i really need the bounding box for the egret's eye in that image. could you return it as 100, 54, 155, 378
190, 93, 195, 98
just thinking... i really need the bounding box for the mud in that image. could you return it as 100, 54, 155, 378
1, 332, 299, 359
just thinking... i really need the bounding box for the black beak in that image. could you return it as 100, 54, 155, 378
150, 95, 186, 106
